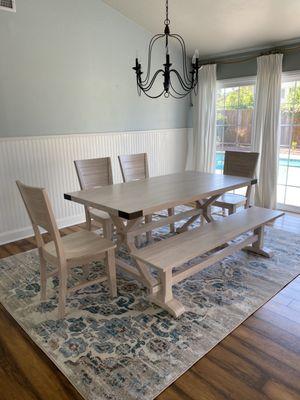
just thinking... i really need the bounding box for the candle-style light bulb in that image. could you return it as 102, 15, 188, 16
192, 49, 199, 64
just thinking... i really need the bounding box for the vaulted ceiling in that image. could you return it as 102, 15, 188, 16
103, 0, 300, 57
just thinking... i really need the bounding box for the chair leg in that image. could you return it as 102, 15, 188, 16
135, 235, 142, 247
105, 248, 117, 298
39, 249, 47, 301
58, 263, 68, 319
168, 208, 175, 233
228, 205, 237, 215
103, 220, 113, 240
86, 216, 92, 231
145, 214, 153, 243
84, 207, 92, 231
245, 184, 252, 209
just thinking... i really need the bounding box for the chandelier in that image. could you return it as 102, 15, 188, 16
133, 0, 201, 99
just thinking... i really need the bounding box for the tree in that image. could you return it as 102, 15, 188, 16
216, 86, 254, 126
281, 86, 300, 150
281, 86, 300, 112
217, 86, 254, 110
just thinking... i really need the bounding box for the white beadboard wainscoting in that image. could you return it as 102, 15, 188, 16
0, 128, 188, 245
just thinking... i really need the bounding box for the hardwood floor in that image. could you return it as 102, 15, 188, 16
0, 213, 299, 400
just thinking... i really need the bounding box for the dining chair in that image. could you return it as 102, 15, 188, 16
74, 157, 114, 239
16, 180, 117, 319
214, 150, 259, 214
118, 153, 175, 242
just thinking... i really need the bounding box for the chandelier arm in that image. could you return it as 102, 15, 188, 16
169, 88, 190, 99
171, 33, 192, 84
136, 84, 142, 96
139, 69, 164, 91
170, 69, 194, 92
169, 34, 193, 84
141, 34, 165, 85
141, 88, 166, 99
169, 77, 190, 97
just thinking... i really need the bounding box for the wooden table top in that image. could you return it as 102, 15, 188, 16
64, 171, 255, 220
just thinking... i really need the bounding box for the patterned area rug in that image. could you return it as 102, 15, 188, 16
0, 222, 300, 400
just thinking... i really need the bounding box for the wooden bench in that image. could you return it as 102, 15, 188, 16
133, 207, 284, 317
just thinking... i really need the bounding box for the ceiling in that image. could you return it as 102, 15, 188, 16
103, 0, 300, 57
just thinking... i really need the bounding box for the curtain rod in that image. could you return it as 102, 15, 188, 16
200, 44, 300, 66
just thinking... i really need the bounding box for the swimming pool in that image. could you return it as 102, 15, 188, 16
215, 152, 300, 170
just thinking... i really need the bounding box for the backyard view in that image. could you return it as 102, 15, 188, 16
216, 81, 300, 210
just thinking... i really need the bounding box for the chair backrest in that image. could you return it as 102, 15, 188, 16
74, 157, 113, 190
16, 181, 64, 258
118, 153, 149, 183
223, 151, 259, 178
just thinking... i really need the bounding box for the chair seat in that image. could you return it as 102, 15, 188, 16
44, 230, 115, 262
214, 193, 246, 207
89, 208, 111, 221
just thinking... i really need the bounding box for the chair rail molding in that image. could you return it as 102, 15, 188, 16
0, 128, 188, 244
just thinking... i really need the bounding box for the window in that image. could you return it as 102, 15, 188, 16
0, 0, 16, 12
216, 78, 255, 174
215, 74, 300, 212
277, 76, 300, 211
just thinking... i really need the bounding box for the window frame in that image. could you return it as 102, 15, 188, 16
217, 75, 256, 90
0, 0, 16, 12
216, 76, 256, 153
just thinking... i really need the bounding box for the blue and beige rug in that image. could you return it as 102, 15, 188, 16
0, 219, 300, 400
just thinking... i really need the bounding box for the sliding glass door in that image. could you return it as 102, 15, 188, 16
277, 78, 300, 212
216, 76, 300, 212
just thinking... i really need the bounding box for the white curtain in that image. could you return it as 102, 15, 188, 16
252, 54, 283, 209
186, 64, 217, 173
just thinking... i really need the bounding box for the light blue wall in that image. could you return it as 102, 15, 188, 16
0, 0, 189, 137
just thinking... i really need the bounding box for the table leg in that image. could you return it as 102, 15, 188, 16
110, 215, 157, 289
177, 194, 220, 233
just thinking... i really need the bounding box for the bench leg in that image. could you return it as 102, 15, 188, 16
149, 269, 185, 318
243, 226, 274, 258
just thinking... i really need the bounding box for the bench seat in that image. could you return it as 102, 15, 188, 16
133, 207, 284, 318
134, 207, 283, 271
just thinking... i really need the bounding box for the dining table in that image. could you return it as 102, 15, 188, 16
64, 170, 255, 305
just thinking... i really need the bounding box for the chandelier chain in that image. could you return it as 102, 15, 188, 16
165, 0, 170, 25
